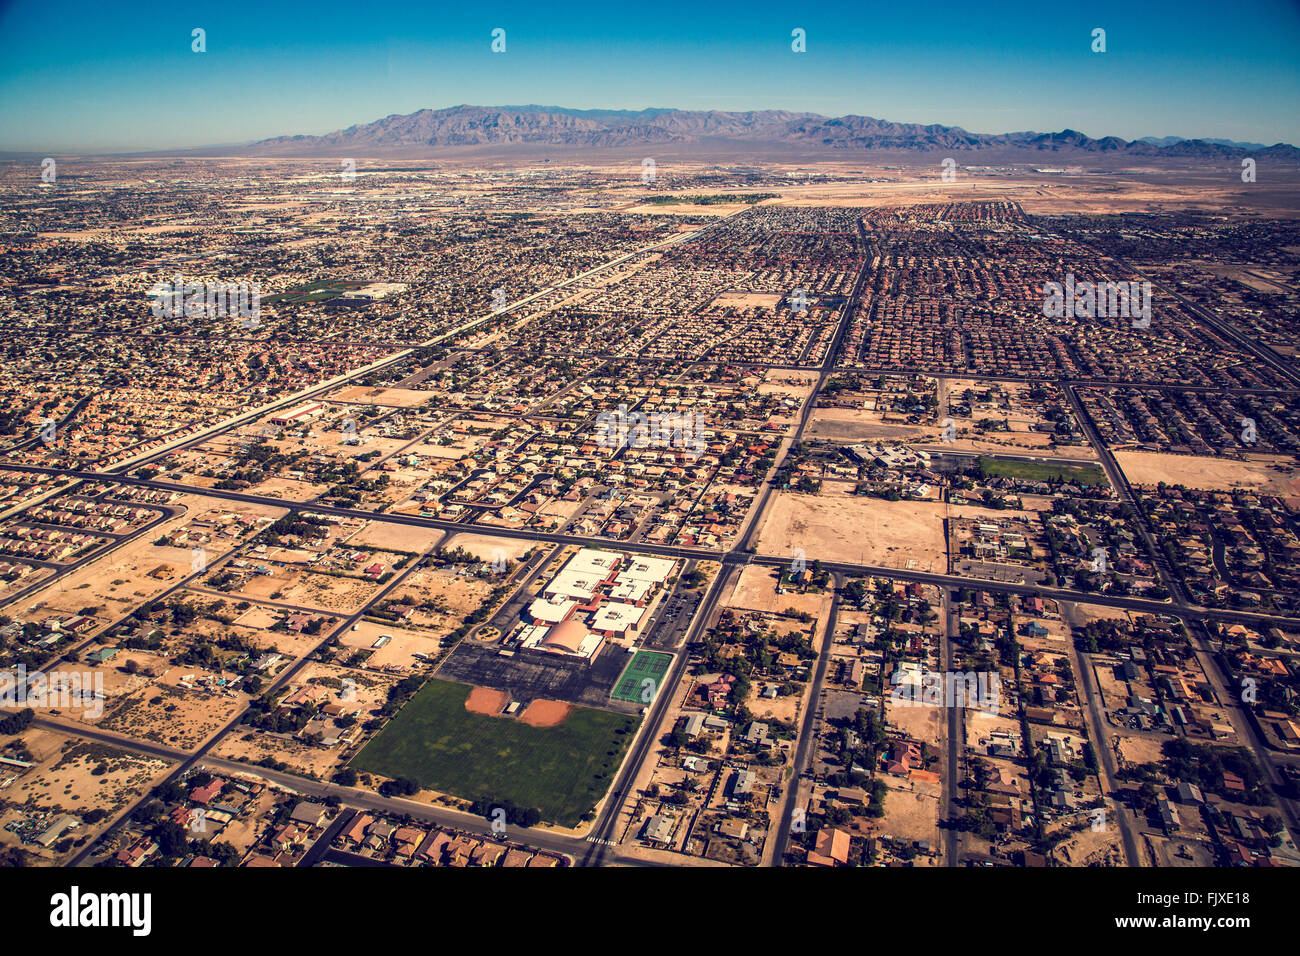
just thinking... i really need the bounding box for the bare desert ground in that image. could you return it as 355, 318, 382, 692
330, 385, 436, 408
727, 563, 831, 623
1116, 733, 1167, 768
1114, 450, 1300, 496
878, 781, 942, 861
4, 736, 172, 818
440, 533, 534, 563
345, 519, 442, 553
757, 488, 948, 572
101, 682, 244, 751
1052, 823, 1125, 866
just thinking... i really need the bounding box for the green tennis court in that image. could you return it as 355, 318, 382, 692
611, 650, 673, 703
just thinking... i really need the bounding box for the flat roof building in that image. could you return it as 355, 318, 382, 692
269, 402, 324, 426
591, 601, 647, 636
527, 596, 578, 624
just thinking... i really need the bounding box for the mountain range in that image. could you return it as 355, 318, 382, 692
245, 105, 1300, 162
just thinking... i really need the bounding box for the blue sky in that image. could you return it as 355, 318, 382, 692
1, 0, 1297, 152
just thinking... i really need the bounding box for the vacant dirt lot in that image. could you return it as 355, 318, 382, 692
727, 563, 830, 624
230, 567, 383, 614
330, 385, 435, 408
807, 407, 927, 442
6, 738, 172, 816
101, 682, 244, 751
1114, 450, 1299, 495
757, 489, 947, 571
441, 533, 535, 563
1052, 823, 1125, 866
880, 781, 942, 861
345, 519, 442, 553
339, 620, 439, 671
711, 291, 784, 309
1116, 733, 1167, 769
380, 566, 497, 639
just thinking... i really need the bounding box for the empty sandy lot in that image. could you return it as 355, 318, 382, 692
807, 408, 927, 442
229, 567, 384, 614
727, 563, 830, 623
1116, 733, 1167, 769
5, 736, 172, 817
101, 682, 244, 751
340, 620, 439, 670
1114, 450, 1299, 495
346, 519, 442, 553
1053, 824, 1125, 866
330, 385, 435, 408
441, 533, 534, 563
757, 489, 947, 571
712, 291, 784, 309
879, 781, 942, 858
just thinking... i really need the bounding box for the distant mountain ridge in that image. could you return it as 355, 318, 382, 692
247, 105, 1300, 160
1138, 135, 1269, 151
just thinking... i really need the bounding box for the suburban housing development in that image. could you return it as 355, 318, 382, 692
3, 152, 1298, 875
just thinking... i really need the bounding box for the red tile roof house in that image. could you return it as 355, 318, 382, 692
502, 848, 534, 867
444, 836, 479, 867
471, 841, 507, 866
393, 827, 425, 859
700, 674, 735, 708
115, 838, 157, 868
886, 741, 922, 776
807, 827, 852, 867
189, 779, 224, 805
340, 813, 372, 846
170, 805, 202, 828
417, 829, 452, 863
271, 824, 307, 853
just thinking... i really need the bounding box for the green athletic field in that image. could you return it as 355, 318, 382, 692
611, 650, 673, 704
977, 456, 1107, 487
350, 678, 637, 827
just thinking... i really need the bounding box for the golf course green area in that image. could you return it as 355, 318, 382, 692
977, 456, 1108, 488
350, 679, 638, 827
611, 650, 673, 703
